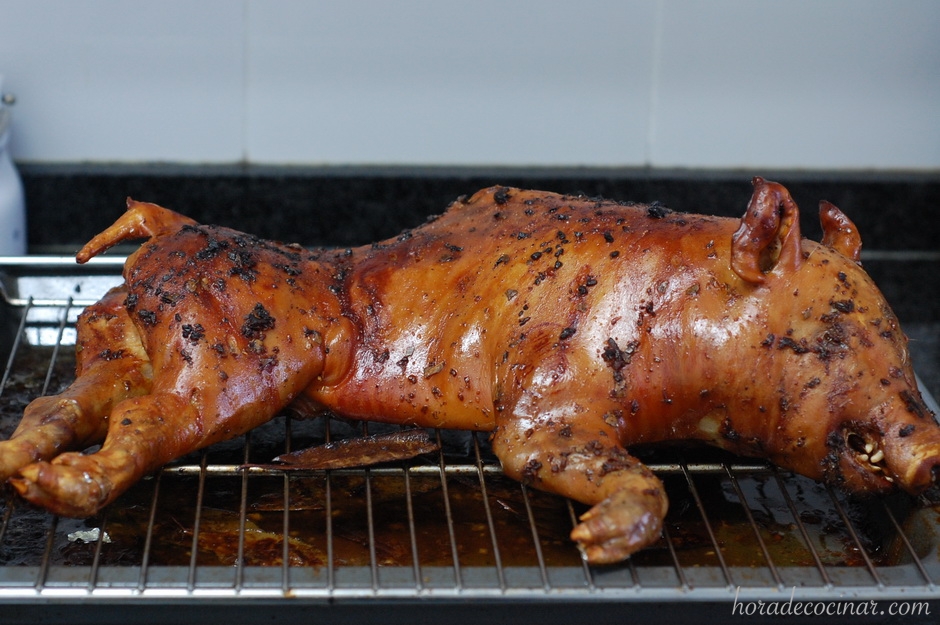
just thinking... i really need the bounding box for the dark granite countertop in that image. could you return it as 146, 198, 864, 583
18, 164, 940, 250
16, 163, 940, 400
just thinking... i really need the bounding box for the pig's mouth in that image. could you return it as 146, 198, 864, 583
838, 423, 940, 500
826, 425, 899, 494
844, 431, 894, 486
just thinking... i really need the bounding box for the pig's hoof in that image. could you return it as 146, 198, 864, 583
569, 490, 665, 564
10, 453, 113, 518
0, 443, 42, 484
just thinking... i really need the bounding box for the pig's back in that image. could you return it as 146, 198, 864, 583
307, 187, 742, 431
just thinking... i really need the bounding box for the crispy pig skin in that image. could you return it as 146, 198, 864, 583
3, 180, 938, 564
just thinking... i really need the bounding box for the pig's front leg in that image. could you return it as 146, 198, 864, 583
491, 414, 667, 564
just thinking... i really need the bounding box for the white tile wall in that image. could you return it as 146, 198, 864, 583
1, 0, 245, 162
1, 0, 937, 169
653, 1, 940, 170
245, 0, 655, 166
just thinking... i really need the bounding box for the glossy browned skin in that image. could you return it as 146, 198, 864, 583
3, 181, 938, 564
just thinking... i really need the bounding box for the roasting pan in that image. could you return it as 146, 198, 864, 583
1, 256, 939, 624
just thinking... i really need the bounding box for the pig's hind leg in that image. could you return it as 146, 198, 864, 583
10, 391, 201, 517
491, 413, 668, 565
10, 309, 325, 518
0, 287, 152, 483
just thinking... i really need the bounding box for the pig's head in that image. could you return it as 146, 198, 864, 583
729, 178, 939, 498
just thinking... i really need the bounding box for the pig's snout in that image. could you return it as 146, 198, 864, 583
839, 408, 940, 498
882, 391, 940, 497
832, 389, 940, 497
882, 427, 940, 498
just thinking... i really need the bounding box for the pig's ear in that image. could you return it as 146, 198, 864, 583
731, 177, 803, 284
819, 200, 862, 264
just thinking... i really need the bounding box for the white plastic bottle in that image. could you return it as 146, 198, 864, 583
0, 75, 26, 256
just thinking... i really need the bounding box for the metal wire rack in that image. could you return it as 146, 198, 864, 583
1, 257, 939, 617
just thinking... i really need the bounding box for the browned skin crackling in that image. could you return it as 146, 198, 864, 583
3, 180, 938, 564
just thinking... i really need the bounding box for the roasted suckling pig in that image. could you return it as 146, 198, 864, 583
2, 179, 937, 564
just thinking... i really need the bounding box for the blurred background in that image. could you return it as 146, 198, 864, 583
1, 0, 938, 169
